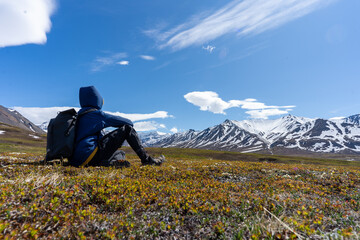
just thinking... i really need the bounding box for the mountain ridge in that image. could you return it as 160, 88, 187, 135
143, 114, 360, 155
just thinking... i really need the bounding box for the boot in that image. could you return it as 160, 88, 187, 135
142, 155, 165, 166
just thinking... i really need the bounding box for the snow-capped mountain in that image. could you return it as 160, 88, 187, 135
343, 114, 360, 125
153, 129, 200, 148
38, 121, 49, 132
143, 114, 360, 154
138, 131, 171, 147
233, 115, 313, 146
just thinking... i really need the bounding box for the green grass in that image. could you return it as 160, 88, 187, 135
0, 123, 46, 152
134, 147, 360, 168
0, 137, 45, 145
0, 143, 46, 154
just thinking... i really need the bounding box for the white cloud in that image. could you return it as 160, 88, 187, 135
202, 45, 215, 53
107, 111, 172, 122
184, 91, 295, 118
13, 107, 172, 125
91, 52, 127, 72
148, 0, 334, 50
117, 60, 129, 65
170, 127, 178, 133
184, 91, 233, 114
140, 55, 155, 61
0, 0, 56, 48
12, 107, 78, 125
134, 121, 166, 132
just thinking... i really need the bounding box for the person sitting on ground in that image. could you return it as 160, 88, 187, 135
69, 86, 164, 168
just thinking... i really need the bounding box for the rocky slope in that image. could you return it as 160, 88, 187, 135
0, 105, 45, 134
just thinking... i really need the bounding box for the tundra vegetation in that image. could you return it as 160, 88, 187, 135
0, 147, 359, 239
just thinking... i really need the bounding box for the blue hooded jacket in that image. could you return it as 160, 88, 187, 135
70, 86, 133, 167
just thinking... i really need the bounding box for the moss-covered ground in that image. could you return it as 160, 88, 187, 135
0, 148, 359, 239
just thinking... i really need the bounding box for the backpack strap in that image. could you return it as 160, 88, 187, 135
78, 108, 97, 117
80, 146, 98, 167
65, 108, 98, 136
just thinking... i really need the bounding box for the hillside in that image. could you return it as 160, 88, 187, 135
0, 105, 45, 134
0, 123, 46, 153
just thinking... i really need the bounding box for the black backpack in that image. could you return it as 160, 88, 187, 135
45, 108, 96, 162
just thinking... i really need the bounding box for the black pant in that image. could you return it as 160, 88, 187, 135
89, 125, 149, 166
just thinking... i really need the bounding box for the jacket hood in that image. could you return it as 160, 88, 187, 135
79, 86, 103, 109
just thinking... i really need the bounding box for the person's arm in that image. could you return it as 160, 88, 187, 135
101, 111, 134, 127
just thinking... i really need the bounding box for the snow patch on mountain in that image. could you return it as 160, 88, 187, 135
29, 134, 40, 139
241, 146, 264, 153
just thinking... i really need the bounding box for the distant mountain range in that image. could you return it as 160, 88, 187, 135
0, 105, 45, 134
2, 104, 360, 155
143, 114, 360, 155
138, 131, 171, 147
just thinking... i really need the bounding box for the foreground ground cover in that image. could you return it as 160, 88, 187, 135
0, 151, 359, 239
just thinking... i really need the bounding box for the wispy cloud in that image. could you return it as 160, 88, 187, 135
13, 107, 173, 125
245, 109, 292, 119
202, 45, 216, 53
185, 42, 267, 76
117, 60, 129, 66
91, 52, 127, 72
134, 121, 166, 132
140, 55, 156, 61
0, 0, 56, 48
153, 61, 171, 71
184, 91, 295, 119
148, 0, 334, 50
329, 116, 345, 121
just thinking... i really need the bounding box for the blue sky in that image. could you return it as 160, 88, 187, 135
1, 0, 359, 133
